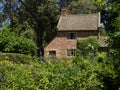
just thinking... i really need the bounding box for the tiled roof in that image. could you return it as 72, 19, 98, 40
57, 13, 100, 31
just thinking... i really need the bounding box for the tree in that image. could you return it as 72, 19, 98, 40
18, 0, 59, 56
68, 0, 98, 14
0, 0, 59, 56
111, 16, 120, 89
0, 26, 37, 54
57, 0, 99, 14
0, 0, 20, 24
101, 0, 120, 32
100, 0, 120, 61
100, 1, 120, 89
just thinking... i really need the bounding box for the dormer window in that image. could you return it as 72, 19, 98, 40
66, 32, 77, 39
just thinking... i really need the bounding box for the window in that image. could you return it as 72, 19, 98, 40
66, 32, 77, 39
49, 51, 56, 57
67, 49, 76, 56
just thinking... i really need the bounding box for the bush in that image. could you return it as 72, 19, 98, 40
0, 56, 117, 90
0, 60, 36, 89
96, 52, 107, 62
0, 27, 37, 55
77, 36, 98, 58
0, 53, 35, 64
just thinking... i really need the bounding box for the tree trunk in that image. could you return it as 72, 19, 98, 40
36, 30, 44, 57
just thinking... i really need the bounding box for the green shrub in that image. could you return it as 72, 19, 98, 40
0, 27, 37, 55
96, 52, 107, 62
77, 36, 98, 58
0, 60, 36, 89
0, 56, 117, 90
0, 53, 35, 64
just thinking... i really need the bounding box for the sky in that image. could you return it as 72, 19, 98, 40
0, 2, 4, 28
0, 2, 3, 6
0, 2, 3, 12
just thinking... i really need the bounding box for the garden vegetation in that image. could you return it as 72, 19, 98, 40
0, 53, 116, 90
0, 0, 120, 90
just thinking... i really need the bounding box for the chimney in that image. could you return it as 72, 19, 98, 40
61, 7, 67, 17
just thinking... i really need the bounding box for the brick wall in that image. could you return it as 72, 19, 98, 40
77, 30, 99, 37
44, 30, 98, 58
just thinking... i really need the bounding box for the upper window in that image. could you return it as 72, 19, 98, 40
66, 32, 77, 39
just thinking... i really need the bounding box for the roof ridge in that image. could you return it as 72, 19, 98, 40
68, 13, 98, 16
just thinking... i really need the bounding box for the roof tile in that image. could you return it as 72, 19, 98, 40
57, 14, 100, 31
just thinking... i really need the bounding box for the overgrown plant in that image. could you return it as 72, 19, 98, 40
0, 26, 37, 55
0, 55, 116, 90
77, 36, 98, 59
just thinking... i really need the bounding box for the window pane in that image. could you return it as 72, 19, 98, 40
67, 49, 76, 56
67, 33, 71, 39
66, 32, 76, 39
72, 33, 76, 39
49, 51, 56, 57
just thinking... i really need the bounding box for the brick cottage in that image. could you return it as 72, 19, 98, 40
44, 8, 101, 58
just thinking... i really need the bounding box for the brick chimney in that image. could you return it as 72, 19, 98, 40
61, 7, 67, 17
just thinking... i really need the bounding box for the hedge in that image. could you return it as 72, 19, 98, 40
0, 53, 37, 64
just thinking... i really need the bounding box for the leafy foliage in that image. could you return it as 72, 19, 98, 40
68, 0, 98, 14
107, 16, 120, 90
0, 26, 37, 54
0, 0, 120, 89
77, 36, 98, 58
101, 0, 120, 32
0, 54, 117, 90
0, 0, 59, 56
0, 53, 36, 64
12, 0, 59, 56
